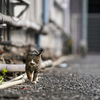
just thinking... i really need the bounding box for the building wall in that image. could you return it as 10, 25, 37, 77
10, 29, 36, 45
49, 0, 64, 27
63, 0, 70, 35
1, 0, 70, 57
13, 0, 43, 24
40, 24, 63, 56
10, 0, 64, 56
70, 0, 82, 53
34, 0, 43, 25
40, 0, 68, 56
10, 0, 43, 46
70, 0, 82, 14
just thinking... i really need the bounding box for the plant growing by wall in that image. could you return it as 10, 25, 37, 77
0, 69, 7, 85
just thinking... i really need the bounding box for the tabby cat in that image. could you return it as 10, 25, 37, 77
25, 50, 42, 84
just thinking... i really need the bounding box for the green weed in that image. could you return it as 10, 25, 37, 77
0, 69, 7, 85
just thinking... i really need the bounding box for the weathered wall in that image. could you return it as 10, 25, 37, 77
63, 0, 70, 35
40, 0, 66, 57
10, 29, 36, 45
10, 0, 43, 46
70, 0, 82, 53
9, 0, 68, 57
40, 24, 63, 56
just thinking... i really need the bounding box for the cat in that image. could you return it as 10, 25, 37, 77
25, 49, 42, 84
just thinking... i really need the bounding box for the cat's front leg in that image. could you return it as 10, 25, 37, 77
33, 71, 38, 84
36, 76, 38, 82
26, 70, 33, 82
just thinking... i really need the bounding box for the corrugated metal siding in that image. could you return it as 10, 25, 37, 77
88, 14, 100, 52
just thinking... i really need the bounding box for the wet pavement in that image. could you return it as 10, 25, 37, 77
0, 55, 100, 100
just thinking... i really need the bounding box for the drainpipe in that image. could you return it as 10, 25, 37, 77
80, 0, 88, 56
7, 0, 10, 41
43, 0, 49, 25
0, 0, 3, 42
82, 0, 88, 42
38, 0, 49, 48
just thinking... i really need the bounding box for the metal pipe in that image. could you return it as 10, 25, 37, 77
0, 0, 3, 42
0, 64, 25, 72
43, 0, 49, 25
7, 0, 10, 41
82, 0, 88, 42
0, 14, 40, 30
0, 13, 48, 35
37, 0, 49, 48
0, 41, 12, 45
0, 78, 26, 89
0, 60, 53, 72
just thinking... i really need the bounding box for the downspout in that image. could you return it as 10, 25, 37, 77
38, 0, 49, 48
82, 0, 88, 43
80, 0, 88, 56
43, 0, 49, 25
0, 0, 3, 42
7, 0, 10, 41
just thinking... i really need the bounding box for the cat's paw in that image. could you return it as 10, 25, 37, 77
32, 81, 37, 84
25, 79, 29, 83
36, 77, 38, 82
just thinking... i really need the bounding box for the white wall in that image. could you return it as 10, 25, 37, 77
35, 0, 43, 25
12, 0, 43, 24
10, 29, 35, 45
63, 0, 70, 35
10, 0, 43, 46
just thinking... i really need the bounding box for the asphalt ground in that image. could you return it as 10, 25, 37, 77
0, 55, 100, 100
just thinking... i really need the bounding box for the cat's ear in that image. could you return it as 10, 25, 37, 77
38, 52, 42, 56
38, 49, 43, 56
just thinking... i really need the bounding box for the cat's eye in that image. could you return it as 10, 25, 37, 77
35, 60, 39, 63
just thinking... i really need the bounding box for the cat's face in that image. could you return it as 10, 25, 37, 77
27, 50, 42, 66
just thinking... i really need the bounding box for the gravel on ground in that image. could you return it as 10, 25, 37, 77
0, 55, 100, 100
